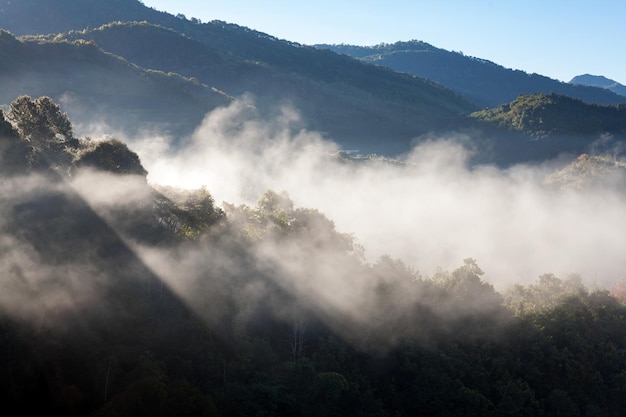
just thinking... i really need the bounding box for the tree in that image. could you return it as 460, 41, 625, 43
545, 389, 580, 417
609, 279, 626, 305
151, 185, 225, 239
255, 190, 294, 231
76, 139, 147, 176
7, 95, 41, 139
288, 310, 308, 364
495, 378, 541, 417
33, 96, 74, 141
7, 95, 74, 143
176, 187, 225, 238
434, 258, 504, 313
4, 96, 78, 172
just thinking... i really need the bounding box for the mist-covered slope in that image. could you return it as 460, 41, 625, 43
0, 96, 214, 414
318, 41, 626, 108
51, 22, 474, 152
0, 1, 475, 154
2, 0, 624, 160
546, 153, 626, 190
2, 95, 626, 416
0, 30, 230, 135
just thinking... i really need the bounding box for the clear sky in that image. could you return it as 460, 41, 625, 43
141, 0, 625, 84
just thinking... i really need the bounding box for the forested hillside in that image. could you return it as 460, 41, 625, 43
0, 2, 475, 154
471, 93, 626, 137
1, 95, 626, 416
3, 1, 625, 161
0, 0, 154, 36
319, 41, 626, 108
0, 29, 230, 135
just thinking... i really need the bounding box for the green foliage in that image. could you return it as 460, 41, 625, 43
75, 138, 147, 176
0, 0, 152, 37
471, 93, 626, 138
1, 95, 79, 172
223, 190, 357, 257
152, 185, 225, 240
433, 258, 504, 314
313, 371, 349, 400
7, 95, 74, 141
0, 35, 231, 138
504, 273, 588, 315
1, 96, 156, 177
6, 95, 74, 141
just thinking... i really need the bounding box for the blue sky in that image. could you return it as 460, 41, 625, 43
141, 1, 625, 84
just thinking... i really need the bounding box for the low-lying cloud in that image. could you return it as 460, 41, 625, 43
3, 96, 625, 345
130, 97, 626, 290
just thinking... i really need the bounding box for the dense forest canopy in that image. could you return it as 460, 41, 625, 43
471, 93, 626, 137
1, 96, 626, 416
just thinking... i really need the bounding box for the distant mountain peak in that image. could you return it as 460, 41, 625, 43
318, 43, 626, 108
570, 74, 626, 97
570, 74, 617, 87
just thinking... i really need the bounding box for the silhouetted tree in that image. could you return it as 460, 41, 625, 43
76, 139, 147, 176
0, 109, 17, 138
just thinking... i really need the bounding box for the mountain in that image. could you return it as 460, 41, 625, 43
468, 93, 626, 164
1, 0, 623, 162
0, 0, 154, 36
471, 93, 626, 137
0, 1, 475, 154
317, 41, 626, 108
0, 29, 230, 135
570, 74, 626, 97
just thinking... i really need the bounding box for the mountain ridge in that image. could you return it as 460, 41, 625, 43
1, 0, 625, 163
0, 2, 476, 154
317, 41, 626, 108
570, 74, 626, 97
471, 93, 626, 137
0, 29, 231, 136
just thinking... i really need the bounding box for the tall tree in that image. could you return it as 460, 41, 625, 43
7, 95, 74, 143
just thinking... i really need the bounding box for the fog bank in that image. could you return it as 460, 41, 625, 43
125, 99, 626, 290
